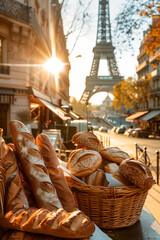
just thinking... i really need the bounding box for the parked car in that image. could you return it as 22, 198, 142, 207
92, 125, 99, 130
132, 128, 149, 138
116, 127, 126, 134
111, 126, 117, 133
124, 128, 134, 137
99, 126, 108, 132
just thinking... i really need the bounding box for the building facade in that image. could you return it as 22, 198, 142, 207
135, 16, 160, 135
0, 0, 70, 136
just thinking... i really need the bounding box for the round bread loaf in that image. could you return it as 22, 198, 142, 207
72, 131, 103, 151
81, 169, 109, 186
67, 149, 102, 177
104, 162, 132, 186
100, 147, 130, 164
119, 158, 153, 190
104, 162, 119, 175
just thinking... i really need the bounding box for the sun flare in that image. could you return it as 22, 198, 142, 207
43, 57, 64, 76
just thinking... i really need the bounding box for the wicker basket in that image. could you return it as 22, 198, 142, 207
66, 176, 148, 229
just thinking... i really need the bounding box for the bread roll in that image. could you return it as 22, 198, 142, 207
67, 149, 102, 177
36, 133, 76, 212
104, 162, 132, 186
81, 169, 109, 186
9, 120, 62, 211
100, 147, 130, 164
72, 131, 103, 151
104, 162, 119, 175
119, 158, 153, 190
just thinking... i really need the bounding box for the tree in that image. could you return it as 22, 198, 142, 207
59, 0, 94, 55
70, 96, 94, 119
114, 0, 160, 57
112, 76, 151, 111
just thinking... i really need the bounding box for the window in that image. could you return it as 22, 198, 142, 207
0, 36, 9, 74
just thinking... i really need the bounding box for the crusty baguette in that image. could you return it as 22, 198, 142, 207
72, 131, 103, 151
36, 133, 76, 212
119, 158, 153, 190
9, 120, 62, 211
0, 208, 95, 239
0, 229, 82, 240
2, 146, 30, 212
0, 161, 5, 217
0, 129, 7, 217
1, 140, 95, 239
100, 147, 130, 164
67, 149, 102, 177
0, 128, 10, 159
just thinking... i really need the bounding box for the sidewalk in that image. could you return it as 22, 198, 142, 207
145, 183, 160, 224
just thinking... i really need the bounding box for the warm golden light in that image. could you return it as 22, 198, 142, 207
43, 57, 64, 76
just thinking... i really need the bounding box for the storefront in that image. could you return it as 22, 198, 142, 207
138, 110, 160, 136
125, 111, 148, 126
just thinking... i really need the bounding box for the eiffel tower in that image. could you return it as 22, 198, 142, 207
80, 0, 123, 104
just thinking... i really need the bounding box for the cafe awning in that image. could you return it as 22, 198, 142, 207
126, 111, 148, 122
138, 110, 160, 121
38, 98, 71, 121
69, 110, 81, 120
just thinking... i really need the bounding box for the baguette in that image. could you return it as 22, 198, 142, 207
0, 129, 7, 217
0, 140, 95, 239
0, 229, 89, 240
36, 133, 76, 212
9, 120, 62, 211
0, 208, 95, 239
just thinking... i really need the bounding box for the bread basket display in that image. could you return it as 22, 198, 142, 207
65, 131, 153, 229
66, 175, 148, 229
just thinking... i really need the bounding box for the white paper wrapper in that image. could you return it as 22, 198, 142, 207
105, 173, 125, 187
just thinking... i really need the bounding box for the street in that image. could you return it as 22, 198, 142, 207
103, 131, 160, 161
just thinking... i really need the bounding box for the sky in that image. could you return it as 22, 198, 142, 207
65, 0, 140, 105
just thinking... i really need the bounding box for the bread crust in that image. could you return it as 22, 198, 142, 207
67, 149, 102, 177
36, 133, 76, 212
100, 147, 130, 164
81, 169, 109, 186
1, 129, 95, 239
119, 158, 153, 190
72, 131, 103, 151
9, 120, 62, 211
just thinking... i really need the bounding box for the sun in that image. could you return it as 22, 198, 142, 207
43, 57, 64, 76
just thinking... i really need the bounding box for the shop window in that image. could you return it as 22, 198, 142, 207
0, 36, 9, 75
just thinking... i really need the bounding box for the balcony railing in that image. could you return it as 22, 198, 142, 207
150, 69, 160, 78
0, 0, 51, 54
136, 61, 149, 73
0, 0, 29, 23
0, 65, 10, 75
